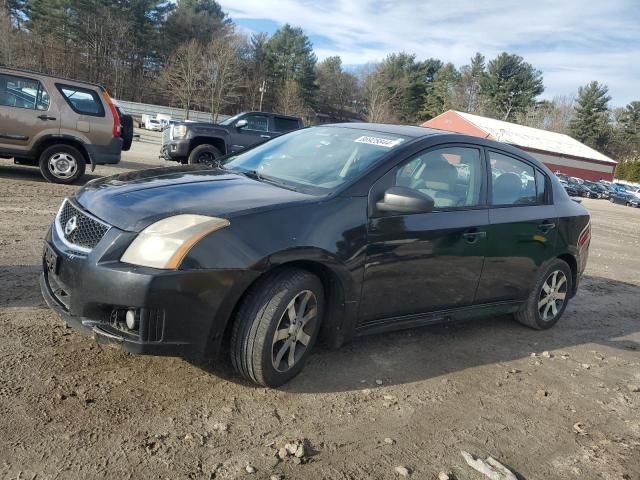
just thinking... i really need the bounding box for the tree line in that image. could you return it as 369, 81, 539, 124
1, 0, 638, 174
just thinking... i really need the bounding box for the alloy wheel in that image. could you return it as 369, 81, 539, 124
48, 152, 78, 179
271, 290, 318, 373
538, 270, 567, 322
197, 151, 216, 166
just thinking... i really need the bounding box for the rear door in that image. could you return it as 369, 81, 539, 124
228, 113, 271, 152
474, 149, 558, 303
0, 72, 59, 156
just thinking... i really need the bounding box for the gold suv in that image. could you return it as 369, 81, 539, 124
0, 67, 132, 183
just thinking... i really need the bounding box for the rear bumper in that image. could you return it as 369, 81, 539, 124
86, 137, 123, 165
40, 221, 258, 358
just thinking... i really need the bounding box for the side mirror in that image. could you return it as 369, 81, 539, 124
376, 186, 435, 214
235, 119, 248, 129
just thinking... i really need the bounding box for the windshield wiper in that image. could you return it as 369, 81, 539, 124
240, 169, 298, 192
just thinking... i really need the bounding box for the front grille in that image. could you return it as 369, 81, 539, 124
56, 200, 110, 251
162, 126, 171, 145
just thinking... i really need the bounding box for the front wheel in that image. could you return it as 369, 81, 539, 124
515, 259, 573, 330
230, 268, 324, 387
188, 144, 222, 166
39, 144, 86, 184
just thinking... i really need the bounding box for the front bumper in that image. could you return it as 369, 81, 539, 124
160, 140, 190, 161
40, 215, 258, 358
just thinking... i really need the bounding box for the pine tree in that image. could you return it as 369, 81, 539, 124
569, 81, 612, 151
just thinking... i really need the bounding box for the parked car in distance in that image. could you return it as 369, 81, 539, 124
571, 182, 600, 198
609, 189, 640, 207
559, 179, 580, 197
146, 119, 163, 132
41, 124, 591, 387
160, 111, 304, 165
583, 181, 610, 199
0, 67, 132, 183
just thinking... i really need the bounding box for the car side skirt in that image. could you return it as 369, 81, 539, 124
355, 300, 523, 336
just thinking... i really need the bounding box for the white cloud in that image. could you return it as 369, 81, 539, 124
219, 0, 640, 105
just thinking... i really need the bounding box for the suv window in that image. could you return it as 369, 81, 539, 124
489, 151, 539, 206
0, 73, 50, 110
56, 84, 104, 116
273, 116, 300, 133
395, 146, 483, 209
241, 114, 268, 131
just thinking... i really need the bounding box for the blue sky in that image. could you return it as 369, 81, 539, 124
217, 0, 640, 106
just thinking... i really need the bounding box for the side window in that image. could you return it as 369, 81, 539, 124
56, 84, 104, 116
241, 115, 268, 131
273, 117, 300, 133
0, 74, 49, 110
394, 146, 483, 209
489, 151, 537, 206
535, 169, 548, 203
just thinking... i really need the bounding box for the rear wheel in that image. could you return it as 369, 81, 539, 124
515, 259, 572, 330
230, 268, 324, 387
39, 144, 86, 184
188, 144, 222, 166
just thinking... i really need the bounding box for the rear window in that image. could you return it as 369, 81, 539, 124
273, 116, 301, 133
56, 84, 104, 116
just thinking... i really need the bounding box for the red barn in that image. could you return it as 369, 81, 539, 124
422, 110, 617, 181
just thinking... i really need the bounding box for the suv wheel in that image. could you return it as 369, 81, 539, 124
39, 145, 86, 184
231, 268, 324, 387
188, 144, 222, 166
515, 258, 573, 330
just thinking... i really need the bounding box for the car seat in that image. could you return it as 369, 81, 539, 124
414, 157, 460, 207
493, 172, 523, 204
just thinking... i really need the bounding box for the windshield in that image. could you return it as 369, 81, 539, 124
223, 126, 408, 193
219, 113, 244, 126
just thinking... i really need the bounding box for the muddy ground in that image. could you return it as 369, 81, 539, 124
1, 136, 639, 480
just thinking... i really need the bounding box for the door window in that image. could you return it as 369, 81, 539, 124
56, 84, 105, 116
395, 146, 483, 209
0, 74, 50, 110
489, 151, 538, 206
273, 116, 300, 133
240, 115, 268, 131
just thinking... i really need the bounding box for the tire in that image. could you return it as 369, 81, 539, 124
120, 114, 134, 151
188, 144, 222, 166
515, 258, 573, 330
39, 144, 86, 184
230, 268, 324, 387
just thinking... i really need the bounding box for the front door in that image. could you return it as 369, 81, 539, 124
474, 150, 559, 303
359, 145, 489, 326
0, 73, 59, 156
229, 114, 271, 152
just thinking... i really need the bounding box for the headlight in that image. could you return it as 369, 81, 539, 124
173, 125, 187, 139
121, 215, 229, 269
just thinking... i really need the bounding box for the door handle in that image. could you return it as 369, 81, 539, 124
462, 229, 487, 243
37, 115, 56, 121
538, 221, 556, 233
260, 134, 271, 139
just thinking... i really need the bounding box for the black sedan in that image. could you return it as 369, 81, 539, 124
41, 124, 591, 386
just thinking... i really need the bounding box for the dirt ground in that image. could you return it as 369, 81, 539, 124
1, 136, 639, 480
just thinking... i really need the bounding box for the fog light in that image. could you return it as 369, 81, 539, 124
125, 309, 139, 330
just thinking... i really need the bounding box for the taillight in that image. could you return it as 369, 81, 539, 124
103, 90, 120, 138
578, 222, 590, 248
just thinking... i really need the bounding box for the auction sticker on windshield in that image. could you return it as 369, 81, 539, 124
354, 136, 404, 148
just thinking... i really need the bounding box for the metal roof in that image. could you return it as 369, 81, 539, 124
451, 110, 616, 164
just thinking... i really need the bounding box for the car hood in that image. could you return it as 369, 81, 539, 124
75, 166, 314, 231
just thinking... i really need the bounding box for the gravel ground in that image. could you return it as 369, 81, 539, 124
1, 137, 639, 480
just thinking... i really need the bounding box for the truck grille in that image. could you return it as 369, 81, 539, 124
56, 199, 110, 252
162, 126, 171, 145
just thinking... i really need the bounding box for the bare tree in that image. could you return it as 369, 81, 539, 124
276, 78, 307, 117
201, 33, 243, 122
361, 63, 405, 123
161, 40, 203, 118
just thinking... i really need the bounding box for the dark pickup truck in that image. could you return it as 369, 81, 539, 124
160, 111, 304, 165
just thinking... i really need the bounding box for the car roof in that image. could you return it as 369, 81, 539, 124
0, 66, 105, 90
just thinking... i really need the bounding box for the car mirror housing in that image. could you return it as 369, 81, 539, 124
235, 119, 248, 129
376, 186, 435, 214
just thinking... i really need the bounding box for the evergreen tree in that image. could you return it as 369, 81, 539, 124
480, 52, 544, 121
421, 63, 460, 120
569, 81, 612, 151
